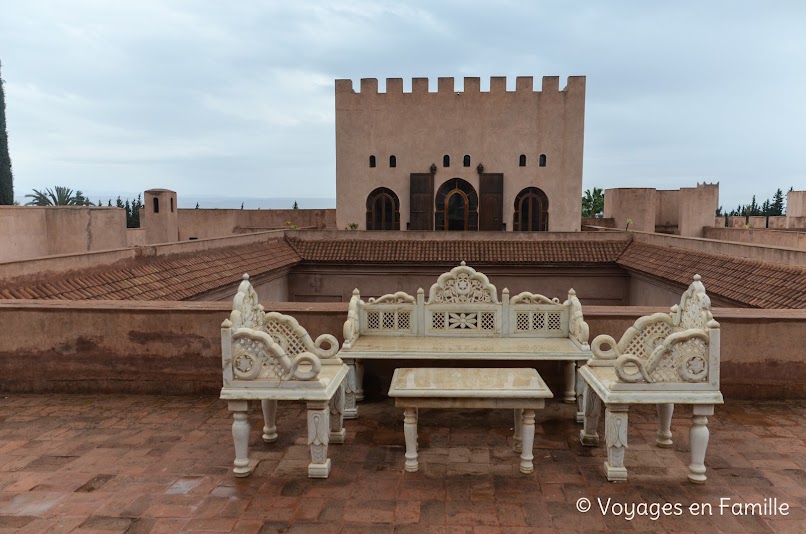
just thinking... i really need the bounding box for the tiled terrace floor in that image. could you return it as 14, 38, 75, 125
0, 395, 804, 533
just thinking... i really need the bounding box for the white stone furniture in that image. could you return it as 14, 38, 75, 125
220, 274, 349, 479
578, 275, 723, 483
339, 262, 591, 419
388, 367, 553, 474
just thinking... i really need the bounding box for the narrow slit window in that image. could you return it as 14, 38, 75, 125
463, 155, 470, 167
519, 154, 526, 167
539, 154, 547, 167
369, 155, 376, 168
170, 197, 174, 212
153, 198, 160, 213
443, 155, 450, 167
389, 155, 396, 168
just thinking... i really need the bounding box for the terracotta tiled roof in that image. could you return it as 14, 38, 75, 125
617, 242, 806, 309
0, 240, 300, 301
286, 238, 629, 264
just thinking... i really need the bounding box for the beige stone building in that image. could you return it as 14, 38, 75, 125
335, 76, 586, 232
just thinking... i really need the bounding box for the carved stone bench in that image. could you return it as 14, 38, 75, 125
578, 275, 723, 483
220, 274, 348, 478
338, 262, 592, 420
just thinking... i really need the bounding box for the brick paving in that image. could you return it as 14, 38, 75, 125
0, 394, 804, 533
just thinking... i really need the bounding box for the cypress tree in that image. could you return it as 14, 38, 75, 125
0, 60, 14, 205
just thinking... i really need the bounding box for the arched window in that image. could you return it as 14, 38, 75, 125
153, 197, 160, 213
389, 155, 396, 168
513, 187, 549, 231
170, 197, 174, 212
443, 155, 450, 167
519, 154, 526, 167
463, 155, 471, 167
539, 154, 547, 167
435, 178, 478, 231
369, 155, 376, 168
365, 187, 400, 230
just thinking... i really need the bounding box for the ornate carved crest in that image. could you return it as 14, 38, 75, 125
510, 292, 560, 305
229, 274, 264, 329
427, 262, 499, 304
673, 274, 713, 330
368, 291, 416, 304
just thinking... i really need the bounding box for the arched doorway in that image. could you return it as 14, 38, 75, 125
435, 178, 478, 231
366, 187, 400, 230
513, 187, 549, 231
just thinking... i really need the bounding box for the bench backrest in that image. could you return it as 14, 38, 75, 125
343, 263, 589, 347
590, 275, 719, 389
222, 274, 339, 387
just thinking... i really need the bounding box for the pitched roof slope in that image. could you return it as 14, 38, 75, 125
286, 238, 629, 264
617, 241, 806, 309
0, 239, 300, 301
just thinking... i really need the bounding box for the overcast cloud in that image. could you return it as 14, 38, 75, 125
1, 0, 805, 210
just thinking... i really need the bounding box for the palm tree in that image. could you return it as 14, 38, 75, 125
582, 187, 605, 218
25, 186, 94, 206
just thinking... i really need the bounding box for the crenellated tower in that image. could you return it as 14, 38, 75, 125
335, 76, 586, 232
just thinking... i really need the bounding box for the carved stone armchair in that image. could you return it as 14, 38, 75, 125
578, 275, 723, 483
221, 274, 348, 478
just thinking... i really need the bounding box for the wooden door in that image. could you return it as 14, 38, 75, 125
409, 173, 434, 230
479, 173, 504, 231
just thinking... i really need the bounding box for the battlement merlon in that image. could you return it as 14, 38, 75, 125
334, 76, 586, 95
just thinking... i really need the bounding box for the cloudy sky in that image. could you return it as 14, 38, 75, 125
2, 1, 805, 210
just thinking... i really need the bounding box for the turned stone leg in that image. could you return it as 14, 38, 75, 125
519, 409, 536, 474
261, 399, 278, 443
512, 409, 523, 453
329, 381, 346, 444
343, 358, 358, 419
563, 361, 576, 403
355, 360, 365, 401
575, 363, 585, 423
307, 400, 331, 478
688, 404, 714, 484
403, 407, 419, 472
656, 403, 674, 448
228, 400, 254, 477
604, 404, 629, 482
579, 382, 602, 447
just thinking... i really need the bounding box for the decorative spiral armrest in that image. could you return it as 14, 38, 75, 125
614, 354, 652, 383
314, 334, 340, 358
287, 351, 322, 381
591, 334, 621, 361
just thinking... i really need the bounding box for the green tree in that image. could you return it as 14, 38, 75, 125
25, 186, 94, 206
0, 60, 14, 205
581, 187, 604, 218
771, 189, 784, 216
293, 201, 299, 209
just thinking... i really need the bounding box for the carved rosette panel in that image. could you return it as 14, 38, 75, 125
427, 262, 499, 304
231, 332, 321, 381
307, 409, 329, 464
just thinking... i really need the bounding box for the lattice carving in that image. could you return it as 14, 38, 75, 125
230, 330, 321, 381
516, 313, 530, 332
432, 313, 446, 330
368, 291, 415, 304
427, 262, 499, 304
547, 312, 561, 331
367, 311, 380, 329
263, 312, 339, 360
481, 312, 495, 330
535, 313, 545, 330
590, 275, 720, 384
398, 312, 411, 330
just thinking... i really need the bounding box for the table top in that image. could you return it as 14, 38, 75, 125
388, 368, 553, 399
